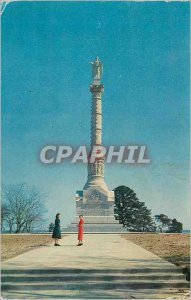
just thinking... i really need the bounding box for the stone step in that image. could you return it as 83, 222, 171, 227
0, 289, 188, 300
65, 224, 126, 232
1, 266, 185, 275
2, 282, 189, 292
2, 268, 189, 292
2, 274, 187, 282
65, 215, 126, 232
70, 216, 120, 224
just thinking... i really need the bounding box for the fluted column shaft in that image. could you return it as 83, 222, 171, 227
90, 84, 104, 146
83, 84, 108, 190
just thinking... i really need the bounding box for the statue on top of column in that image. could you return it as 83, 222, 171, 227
91, 56, 103, 82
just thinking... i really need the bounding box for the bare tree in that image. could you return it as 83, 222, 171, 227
2, 184, 46, 233
22, 186, 46, 232
6, 213, 15, 233
1, 203, 9, 231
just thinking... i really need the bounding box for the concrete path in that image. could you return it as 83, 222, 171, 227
1, 234, 189, 299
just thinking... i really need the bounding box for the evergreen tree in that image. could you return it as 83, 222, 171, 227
114, 185, 155, 232
135, 203, 156, 232
168, 218, 183, 233
114, 186, 139, 227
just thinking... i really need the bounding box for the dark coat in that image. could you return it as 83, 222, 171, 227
52, 218, 61, 239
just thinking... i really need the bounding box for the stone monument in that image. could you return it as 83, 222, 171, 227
66, 57, 125, 232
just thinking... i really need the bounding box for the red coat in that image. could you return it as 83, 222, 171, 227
78, 219, 84, 240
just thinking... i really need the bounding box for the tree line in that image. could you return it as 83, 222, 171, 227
1, 184, 46, 233
114, 185, 183, 233
1, 183, 183, 233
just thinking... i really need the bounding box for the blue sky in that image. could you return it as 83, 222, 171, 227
2, 1, 190, 229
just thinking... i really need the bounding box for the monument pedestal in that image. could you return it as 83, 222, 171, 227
65, 187, 126, 233
65, 215, 126, 233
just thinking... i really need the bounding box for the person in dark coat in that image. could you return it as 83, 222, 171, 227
52, 213, 61, 246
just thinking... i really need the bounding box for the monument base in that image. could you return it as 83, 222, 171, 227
65, 216, 126, 233
65, 186, 126, 233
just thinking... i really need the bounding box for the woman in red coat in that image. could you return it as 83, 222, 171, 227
77, 215, 84, 246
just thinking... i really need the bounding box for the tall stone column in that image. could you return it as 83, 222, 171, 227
90, 84, 104, 147
65, 57, 126, 231
83, 58, 108, 191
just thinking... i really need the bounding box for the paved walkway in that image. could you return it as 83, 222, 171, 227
1, 234, 189, 299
